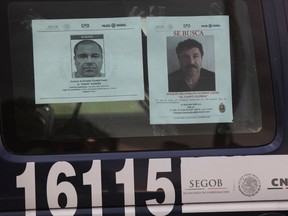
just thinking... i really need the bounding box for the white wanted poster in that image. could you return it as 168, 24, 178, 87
32, 17, 144, 104
147, 16, 233, 124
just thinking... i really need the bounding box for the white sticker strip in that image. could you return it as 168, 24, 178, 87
181, 155, 288, 205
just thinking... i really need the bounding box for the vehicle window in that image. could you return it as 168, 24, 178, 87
2, 0, 275, 154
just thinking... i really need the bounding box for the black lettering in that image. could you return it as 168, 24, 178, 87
279, 178, 288, 187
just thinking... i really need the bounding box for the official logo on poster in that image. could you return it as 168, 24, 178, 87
219, 103, 226, 113
238, 174, 261, 197
81, 23, 90, 28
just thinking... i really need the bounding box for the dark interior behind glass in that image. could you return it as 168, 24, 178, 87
2, 0, 275, 154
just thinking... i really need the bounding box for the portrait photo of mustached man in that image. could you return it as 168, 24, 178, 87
167, 37, 216, 92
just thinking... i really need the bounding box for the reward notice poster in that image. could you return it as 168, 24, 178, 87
32, 17, 144, 104
147, 16, 233, 124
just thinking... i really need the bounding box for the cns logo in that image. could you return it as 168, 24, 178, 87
268, 178, 288, 190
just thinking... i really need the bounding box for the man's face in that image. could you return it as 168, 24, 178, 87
74, 43, 103, 77
178, 47, 203, 78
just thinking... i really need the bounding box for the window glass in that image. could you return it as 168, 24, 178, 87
2, 0, 275, 154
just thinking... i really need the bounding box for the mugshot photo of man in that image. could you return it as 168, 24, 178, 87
168, 38, 215, 92
73, 39, 104, 78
